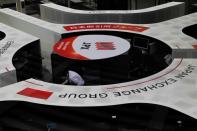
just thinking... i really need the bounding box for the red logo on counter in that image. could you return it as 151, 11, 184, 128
64, 24, 149, 32
17, 88, 53, 100
96, 42, 115, 50
192, 45, 197, 49
53, 36, 89, 60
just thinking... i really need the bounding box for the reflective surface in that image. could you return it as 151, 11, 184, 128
0, 102, 197, 131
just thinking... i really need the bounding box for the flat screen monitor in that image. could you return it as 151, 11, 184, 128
133, 37, 149, 50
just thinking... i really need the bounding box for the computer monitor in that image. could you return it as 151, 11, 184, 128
133, 37, 149, 50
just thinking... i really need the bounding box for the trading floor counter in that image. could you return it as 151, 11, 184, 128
0, 23, 41, 87
40, 2, 185, 24
0, 58, 197, 119
0, 7, 197, 125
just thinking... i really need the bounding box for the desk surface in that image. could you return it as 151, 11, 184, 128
0, 23, 39, 74
0, 7, 197, 120
42, 2, 183, 14
0, 58, 197, 119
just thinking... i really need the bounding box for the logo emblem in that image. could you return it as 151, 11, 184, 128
53, 35, 130, 60
96, 42, 116, 50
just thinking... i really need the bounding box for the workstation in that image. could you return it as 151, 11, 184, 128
0, 0, 197, 131
0, 23, 41, 87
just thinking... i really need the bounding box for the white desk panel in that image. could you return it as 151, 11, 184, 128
40, 2, 185, 24
0, 23, 39, 87
0, 58, 197, 119
0, 9, 196, 120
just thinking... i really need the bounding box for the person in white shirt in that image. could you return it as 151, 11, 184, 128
62, 70, 85, 86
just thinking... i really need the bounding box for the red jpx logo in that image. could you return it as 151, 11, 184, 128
96, 42, 116, 50
192, 45, 197, 49
17, 88, 53, 100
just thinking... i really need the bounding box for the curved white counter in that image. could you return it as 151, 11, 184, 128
0, 8, 197, 119
0, 58, 197, 119
0, 23, 39, 87
40, 2, 185, 24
